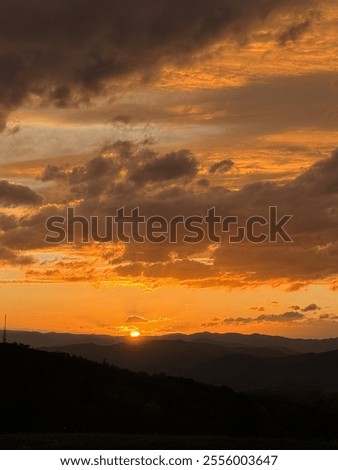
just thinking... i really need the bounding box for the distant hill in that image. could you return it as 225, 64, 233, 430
7, 329, 338, 353
181, 332, 338, 354
1, 342, 338, 442
5, 330, 123, 348
43, 340, 338, 392
184, 349, 338, 392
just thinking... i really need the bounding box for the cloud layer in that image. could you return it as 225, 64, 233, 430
1, 141, 337, 288
0, 0, 316, 130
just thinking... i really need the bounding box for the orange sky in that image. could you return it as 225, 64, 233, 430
0, 0, 337, 338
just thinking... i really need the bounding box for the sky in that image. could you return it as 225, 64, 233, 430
0, 0, 338, 338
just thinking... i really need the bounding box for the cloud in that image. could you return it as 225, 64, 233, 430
278, 17, 313, 45
125, 315, 149, 323
289, 305, 301, 310
0, 0, 317, 129
319, 314, 338, 320
302, 303, 321, 312
223, 311, 304, 324
319, 313, 330, 319
4, 143, 338, 289
0, 180, 42, 206
130, 150, 198, 184
201, 321, 219, 327
290, 148, 338, 196
110, 115, 133, 125
41, 155, 119, 185
209, 159, 234, 174
40, 145, 198, 187
0, 205, 64, 250
41, 165, 69, 182
149, 72, 338, 138
259, 311, 305, 322
0, 245, 34, 266
201, 316, 221, 328
35, 147, 338, 287
3, 124, 20, 136
0, 213, 17, 231
197, 179, 210, 188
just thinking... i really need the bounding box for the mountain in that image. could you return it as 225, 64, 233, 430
7, 329, 338, 353
181, 332, 338, 354
7, 329, 338, 393
5, 330, 123, 348
42, 339, 288, 375
2, 342, 338, 444
184, 349, 338, 392
43, 340, 338, 392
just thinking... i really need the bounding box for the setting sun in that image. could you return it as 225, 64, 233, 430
130, 331, 141, 338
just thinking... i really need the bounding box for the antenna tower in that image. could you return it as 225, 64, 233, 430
3, 315, 6, 343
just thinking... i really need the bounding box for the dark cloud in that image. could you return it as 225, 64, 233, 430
223, 311, 304, 324
48, 85, 73, 108
0, 0, 316, 130
125, 315, 149, 323
289, 305, 301, 310
278, 10, 319, 46
0, 245, 34, 266
40, 155, 120, 204
278, 18, 312, 45
41, 165, 68, 182
302, 303, 321, 312
0, 180, 42, 206
197, 178, 210, 188
110, 114, 133, 125
201, 321, 219, 327
85, 156, 117, 181
0, 213, 17, 231
209, 159, 234, 174
115, 259, 216, 282
290, 148, 338, 196
3, 124, 20, 136
201, 316, 221, 327
0, 205, 63, 250
319, 314, 338, 320
130, 150, 198, 184
259, 311, 305, 322
319, 313, 330, 320
40, 145, 198, 188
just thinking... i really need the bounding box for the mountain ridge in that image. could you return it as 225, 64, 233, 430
42, 338, 338, 392
7, 329, 338, 353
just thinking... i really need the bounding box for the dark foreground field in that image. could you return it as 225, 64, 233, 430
2, 343, 338, 449
1, 433, 338, 450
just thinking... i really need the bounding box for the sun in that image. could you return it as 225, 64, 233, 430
130, 331, 141, 338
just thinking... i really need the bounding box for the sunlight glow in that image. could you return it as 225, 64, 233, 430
130, 331, 141, 338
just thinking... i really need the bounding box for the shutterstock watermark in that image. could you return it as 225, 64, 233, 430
45, 206, 293, 244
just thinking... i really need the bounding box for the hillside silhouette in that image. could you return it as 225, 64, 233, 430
1, 342, 338, 446
44, 340, 338, 392
0, 342, 255, 435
